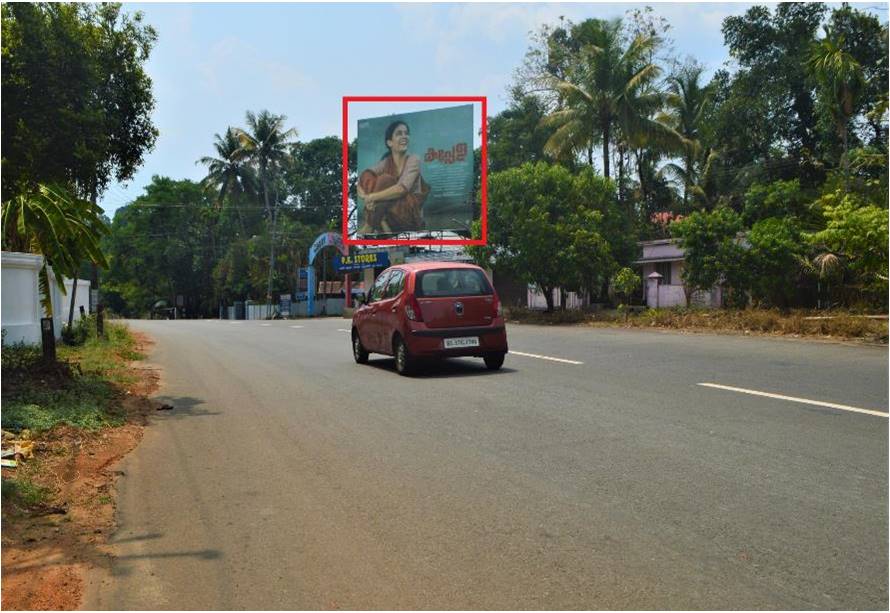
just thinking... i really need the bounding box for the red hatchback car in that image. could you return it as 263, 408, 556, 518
351, 262, 508, 375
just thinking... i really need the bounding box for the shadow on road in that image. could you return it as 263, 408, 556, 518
109, 546, 223, 577
151, 395, 222, 419
364, 358, 517, 378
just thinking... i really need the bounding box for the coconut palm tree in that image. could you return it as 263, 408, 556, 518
807, 27, 865, 188
199, 128, 256, 204
198, 128, 256, 233
540, 18, 664, 179
232, 110, 297, 303
2, 184, 108, 316
657, 63, 712, 208
232, 110, 297, 218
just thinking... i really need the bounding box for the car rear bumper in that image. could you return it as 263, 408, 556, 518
405, 323, 508, 357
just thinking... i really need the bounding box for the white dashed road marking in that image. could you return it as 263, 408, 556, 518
289, 325, 304, 329
337, 329, 350, 333
510, 351, 583, 365
260, 323, 271, 327
698, 383, 888, 418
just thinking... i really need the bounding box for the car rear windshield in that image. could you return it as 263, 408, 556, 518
416, 268, 493, 298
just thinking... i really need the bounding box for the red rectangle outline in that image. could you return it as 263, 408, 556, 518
341, 96, 487, 247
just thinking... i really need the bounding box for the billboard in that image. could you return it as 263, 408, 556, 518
355, 104, 474, 237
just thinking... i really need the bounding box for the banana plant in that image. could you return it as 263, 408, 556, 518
2, 184, 109, 316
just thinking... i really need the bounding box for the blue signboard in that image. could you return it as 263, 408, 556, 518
334, 251, 390, 273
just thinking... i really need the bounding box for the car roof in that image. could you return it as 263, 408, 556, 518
390, 262, 481, 272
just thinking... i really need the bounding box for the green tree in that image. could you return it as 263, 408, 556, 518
1, 2, 158, 201
285, 136, 343, 228
198, 127, 258, 234
808, 27, 865, 186
485, 162, 620, 312
234, 110, 298, 219
672, 207, 749, 307
102, 177, 215, 316
746, 217, 805, 307
610, 267, 641, 319
809, 191, 888, 305
722, 3, 826, 157
658, 63, 712, 209
740, 179, 811, 226
536, 18, 665, 178
488, 90, 565, 172
826, 4, 889, 149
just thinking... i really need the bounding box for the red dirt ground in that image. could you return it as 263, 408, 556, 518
1, 332, 159, 610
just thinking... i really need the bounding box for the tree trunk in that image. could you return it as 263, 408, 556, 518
67, 274, 78, 329
617, 144, 625, 205
261, 163, 271, 218
601, 123, 611, 179
841, 123, 849, 193
542, 286, 554, 313
587, 145, 593, 168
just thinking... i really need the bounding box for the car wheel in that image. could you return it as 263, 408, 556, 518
393, 336, 414, 376
352, 330, 369, 364
483, 352, 505, 370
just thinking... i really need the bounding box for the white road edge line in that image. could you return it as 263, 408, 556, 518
698, 383, 888, 418
337, 328, 350, 332
510, 351, 583, 365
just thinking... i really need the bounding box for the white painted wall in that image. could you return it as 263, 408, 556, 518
2, 251, 91, 345
2, 252, 43, 345
527, 286, 585, 310
61, 278, 91, 322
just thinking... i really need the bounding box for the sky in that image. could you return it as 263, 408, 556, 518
98, 1, 887, 217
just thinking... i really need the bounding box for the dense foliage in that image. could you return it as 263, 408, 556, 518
484, 3, 887, 310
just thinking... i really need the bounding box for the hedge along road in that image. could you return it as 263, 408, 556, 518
84, 318, 888, 610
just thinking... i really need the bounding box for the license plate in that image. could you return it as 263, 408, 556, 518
443, 336, 480, 349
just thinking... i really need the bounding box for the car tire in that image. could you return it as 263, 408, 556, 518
352, 329, 369, 364
393, 336, 415, 376
483, 352, 505, 370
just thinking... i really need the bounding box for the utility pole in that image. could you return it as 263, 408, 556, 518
266, 182, 280, 318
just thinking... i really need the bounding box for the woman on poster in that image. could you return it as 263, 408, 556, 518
357, 120, 430, 235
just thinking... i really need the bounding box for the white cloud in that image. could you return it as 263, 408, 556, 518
197, 36, 317, 96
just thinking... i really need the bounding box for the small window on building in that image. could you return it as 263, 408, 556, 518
656, 262, 672, 285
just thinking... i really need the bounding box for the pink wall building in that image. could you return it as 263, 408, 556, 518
635, 239, 722, 308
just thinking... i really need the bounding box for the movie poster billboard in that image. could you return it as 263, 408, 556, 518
355, 105, 474, 236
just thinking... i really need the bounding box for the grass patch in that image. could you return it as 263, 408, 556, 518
1, 478, 52, 511
2, 321, 140, 433
627, 308, 888, 340
504, 307, 592, 325
505, 306, 887, 341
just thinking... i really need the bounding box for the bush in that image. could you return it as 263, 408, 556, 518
61, 315, 95, 346
1, 342, 42, 371
504, 307, 590, 325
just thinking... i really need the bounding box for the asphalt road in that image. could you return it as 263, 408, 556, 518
84, 319, 888, 610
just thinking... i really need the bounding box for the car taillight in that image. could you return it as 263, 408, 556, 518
493, 296, 502, 318
405, 295, 424, 321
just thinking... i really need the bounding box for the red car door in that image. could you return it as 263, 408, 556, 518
375, 269, 406, 354
361, 270, 391, 353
